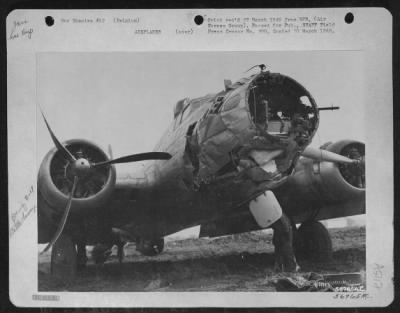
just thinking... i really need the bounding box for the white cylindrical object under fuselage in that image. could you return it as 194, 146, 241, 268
249, 190, 282, 228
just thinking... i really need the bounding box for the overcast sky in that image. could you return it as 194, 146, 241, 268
37, 51, 365, 173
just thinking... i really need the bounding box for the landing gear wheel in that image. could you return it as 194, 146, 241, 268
50, 234, 77, 282
294, 221, 333, 262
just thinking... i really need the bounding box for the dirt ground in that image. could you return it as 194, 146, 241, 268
38, 226, 365, 291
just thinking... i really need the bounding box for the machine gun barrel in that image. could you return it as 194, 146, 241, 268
318, 106, 340, 111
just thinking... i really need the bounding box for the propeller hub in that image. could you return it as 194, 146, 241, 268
70, 158, 91, 177
338, 144, 365, 189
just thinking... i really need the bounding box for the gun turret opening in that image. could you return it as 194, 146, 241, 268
247, 72, 319, 145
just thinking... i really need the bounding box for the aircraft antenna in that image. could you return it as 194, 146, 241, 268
245, 64, 266, 73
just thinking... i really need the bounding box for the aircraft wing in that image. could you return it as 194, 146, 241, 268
200, 139, 365, 238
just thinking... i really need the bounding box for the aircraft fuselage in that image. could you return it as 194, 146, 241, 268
107, 71, 320, 239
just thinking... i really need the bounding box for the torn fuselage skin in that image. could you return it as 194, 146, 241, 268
128, 71, 321, 239
182, 71, 319, 211
185, 71, 319, 271
102, 72, 319, 244
38, 71, 320, 265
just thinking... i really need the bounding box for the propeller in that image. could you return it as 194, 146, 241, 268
302, 146, 360, 165
41, 110, 76, 162
92, 152, 172, 168
40, 111, 172, 254
41, 176, 79, 253
302, 145, 365, 188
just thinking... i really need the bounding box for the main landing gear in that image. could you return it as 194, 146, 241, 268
270, 217, 333, 272
50, 236, 166, 279
92, 241, 125, 265
50, 234, 77, 282
294, 220, 333, 262
271, 213, 299, 272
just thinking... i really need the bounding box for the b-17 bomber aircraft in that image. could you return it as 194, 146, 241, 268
38, 66, 365, 278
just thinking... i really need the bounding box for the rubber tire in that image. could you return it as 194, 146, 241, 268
294, 221, 333, 262
50, 234, 77, 283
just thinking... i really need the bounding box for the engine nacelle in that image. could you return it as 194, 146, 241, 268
276, 140, 365, 219
316, 140, 365, 202
38, 139, 116, 214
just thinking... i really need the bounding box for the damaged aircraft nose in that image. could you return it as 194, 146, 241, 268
183, 71, 319, 185
243, 72, 319, 179
248, 149, 283, 175
247, 72, 318, 143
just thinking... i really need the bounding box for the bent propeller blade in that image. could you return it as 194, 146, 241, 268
302, 146, 357, 164
92, 152, 172, 168
40, 109, 76, 162
40, 176, 79, 254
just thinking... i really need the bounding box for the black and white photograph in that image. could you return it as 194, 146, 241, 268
6, 8, 393, 307
36, 51, 366, 292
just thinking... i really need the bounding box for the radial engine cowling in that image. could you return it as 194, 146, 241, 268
283, 140, 365, 212
38, 139, 116, 214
